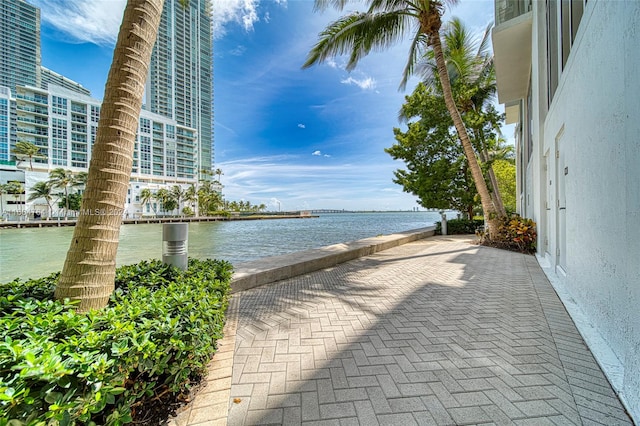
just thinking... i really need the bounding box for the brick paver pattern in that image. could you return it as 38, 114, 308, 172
222, 236, 632, 425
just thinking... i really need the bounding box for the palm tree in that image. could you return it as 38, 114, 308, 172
214, 168, 223, 183
74, 171, 88, 189
139, 188, 154, 216
155, 188, 177, 215
54, 0, 169, 311
0, 184, 7, 216
184, 183, 198, 216
28, 181, 56, 219
5, 181, 24, 206
304, 0, 502, 236
171, 185, 185, 215
49, 168, 75, 219
426, 18, 507, 217
11, 141, 44, 170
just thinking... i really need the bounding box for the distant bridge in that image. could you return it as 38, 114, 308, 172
310, 209, 354, 214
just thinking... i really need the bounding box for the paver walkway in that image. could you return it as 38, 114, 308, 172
177, 236, 633, 425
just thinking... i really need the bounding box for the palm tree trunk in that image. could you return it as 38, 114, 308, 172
55, 0, 165, 312
64, 187, 69, 220
478, 148, 507, 217
428, 31, 501, 237
475, 126, 507, 217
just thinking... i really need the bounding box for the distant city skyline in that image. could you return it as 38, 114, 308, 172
31, 0, 504, 211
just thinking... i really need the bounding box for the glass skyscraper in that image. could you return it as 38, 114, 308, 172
146, 0, 213, 180
0, 0, 41, 91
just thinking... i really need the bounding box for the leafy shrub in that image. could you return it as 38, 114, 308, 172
181, 207, 194, 217
206, 210, 231, 218
0, 258, 232, 425
435, 218, 485, 235
481, 215, 537, 254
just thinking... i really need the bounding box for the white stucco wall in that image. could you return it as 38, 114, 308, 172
532, 1, 640, 419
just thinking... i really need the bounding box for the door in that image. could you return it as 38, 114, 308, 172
556, 133, 567, 272
544, 150, 552, 258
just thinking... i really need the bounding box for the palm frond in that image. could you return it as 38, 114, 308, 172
313, 0, 351, 12
400, 30, 427, 90
303, 11, 413, 71
303, 13, 366, 68
476, 21, 493, 58
368, 0, 418, 13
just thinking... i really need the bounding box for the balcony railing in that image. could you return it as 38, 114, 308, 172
495, 0, 531, 26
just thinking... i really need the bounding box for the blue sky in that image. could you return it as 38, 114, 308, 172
31, 0, 501, 211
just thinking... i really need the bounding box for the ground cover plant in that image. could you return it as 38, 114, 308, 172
0, 258, 232, 425
481, 215, 537, 254
436, 216, 537, 254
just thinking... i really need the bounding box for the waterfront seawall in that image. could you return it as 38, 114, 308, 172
0, 212, 316, 229
231, 226, 436, 293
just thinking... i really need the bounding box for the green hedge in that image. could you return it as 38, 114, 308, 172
0, 258, 232, 425
435, 218, 485, 235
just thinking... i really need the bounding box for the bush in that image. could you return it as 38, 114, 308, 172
481, 215, 537, 254
0, 258, 233, 425
435, 218, 485, 235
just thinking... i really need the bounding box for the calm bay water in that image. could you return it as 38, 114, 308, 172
0, 211, 448, 281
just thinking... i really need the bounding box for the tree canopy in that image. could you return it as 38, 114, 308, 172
387, 83, 479, 217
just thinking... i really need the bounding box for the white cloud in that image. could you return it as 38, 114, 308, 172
324, 154, 331, 158
31, 0, 126, 45
298, 123, 306, 129
327, 58, 338, 69
214, 155, 417, 210
211, 0, 261, 38
312, 150, 321, 156
230, 45, 247, 56
31, 0, 285, 45
340, 76, 377, 90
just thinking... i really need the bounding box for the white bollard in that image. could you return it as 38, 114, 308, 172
163, 223, 188, 270
440, 211, 447, 236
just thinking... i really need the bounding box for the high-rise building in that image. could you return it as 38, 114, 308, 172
0, 0, 41, 91
0, 87, 11, 163
145, 0, 213, 180
40, 67, 91, 96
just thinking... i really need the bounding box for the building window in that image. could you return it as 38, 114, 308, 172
140, 118, 151, 133
571, 0, 584, 42
51, 96, 67, 115
547, 0, 559, 107
526, 83, 533, 162
91, 105, 100, 123
561, 0, 584, 69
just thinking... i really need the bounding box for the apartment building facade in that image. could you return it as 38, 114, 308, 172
1, 0, 216, 217
492, 0, 640, 420
3, 83, 199, 217
146, 0, 213, 181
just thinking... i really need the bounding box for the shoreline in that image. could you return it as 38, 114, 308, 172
0, 212, 317, 229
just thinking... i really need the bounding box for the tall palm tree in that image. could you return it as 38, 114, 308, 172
49, 168, 75, 219
304, 0, 502, 236
139, 188, 154, 216
184, 183, 198, 216
73, 171, 89, 189
28, 181, 56, 219
0, 184, 7, 215
214, 168, 223, 183
155, 188, 176, 215
418, 17, 507, 216
11, 141, 44, 170
171, 185, 185, 215
55, 0, 168, 311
